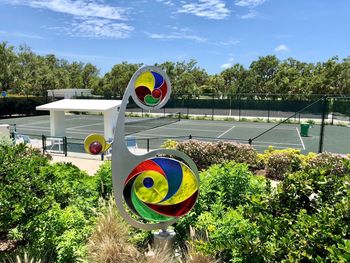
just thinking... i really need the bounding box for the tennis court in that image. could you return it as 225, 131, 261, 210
0, 114, 349, 154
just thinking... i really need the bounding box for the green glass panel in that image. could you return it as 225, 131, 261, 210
131, 187, 173, 222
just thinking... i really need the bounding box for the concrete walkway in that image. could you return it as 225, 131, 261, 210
51, 155, 105, 176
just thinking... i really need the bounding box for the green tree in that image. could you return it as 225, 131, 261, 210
0, 41, 18, 91
102, 62, 141, 98
249, 55, 280, 95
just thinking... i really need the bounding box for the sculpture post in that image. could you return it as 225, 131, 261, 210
84, 66, 199, 254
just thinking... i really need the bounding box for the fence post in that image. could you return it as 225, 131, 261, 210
63, 136, 67, 157
42, 135, 46, 154
318, 97, 328, 153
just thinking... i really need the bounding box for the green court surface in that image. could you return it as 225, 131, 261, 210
0, 115, 349, 154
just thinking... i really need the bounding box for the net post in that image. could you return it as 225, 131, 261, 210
318, 97, 328, 153
186, 95, 189, 118
331, 98, 334, 125
147, 138, 150, 152
267, 99, 270, 123
238, 94, 242, 121
189, 134, 192, 140
248, 139, 252, 145
212, 93, 215, 120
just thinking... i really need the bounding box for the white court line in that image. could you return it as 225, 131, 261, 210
252, 144, 303, 150
17, 127, 50, 131
147, 126, 224, 133
217, 126, 235, 138
180, 121, 296, 131
133, 133, 175, 138
68, 122, 103, 130
19, 120, 50, 127
296, 127, 306, 150
253, 140, 302, 146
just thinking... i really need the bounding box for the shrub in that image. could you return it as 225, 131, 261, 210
192, 164, 350, 262
174, 140, 258, 170
262, 148, 303, 180
305, 152, 350, 176
0, 134, 13, 146
0, 144, 51, 233
94, 161, 113, 199
175, 162, 267, 245
0, 144, 100, 262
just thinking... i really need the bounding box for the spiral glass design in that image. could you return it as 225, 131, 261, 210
123, 157, 198, 222
134, 71, 168, 107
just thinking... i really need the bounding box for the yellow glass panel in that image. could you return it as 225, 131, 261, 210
135, 71, 155, 92
134, 171, 168, 204
160, 164, 198, 205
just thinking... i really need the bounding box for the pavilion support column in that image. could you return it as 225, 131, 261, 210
50, 110, 65, 137
104, 107, 118, 140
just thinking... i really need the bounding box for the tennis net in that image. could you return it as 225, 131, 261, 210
125, 112, 180, 135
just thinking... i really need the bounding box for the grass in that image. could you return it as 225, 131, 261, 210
86, 197, 219, 263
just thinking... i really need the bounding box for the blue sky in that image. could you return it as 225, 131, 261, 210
0, 0, 349, 75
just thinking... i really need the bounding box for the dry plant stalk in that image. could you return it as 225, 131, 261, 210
87, 198, 142, 263
182, 226, 218, 263
2, 252, 42, 263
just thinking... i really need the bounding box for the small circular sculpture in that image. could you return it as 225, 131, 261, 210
123, 157, 199, 223
84, 134, 111, 155
133, 70, 169, 108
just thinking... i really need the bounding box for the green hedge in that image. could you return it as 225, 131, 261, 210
0, 97, 48, 117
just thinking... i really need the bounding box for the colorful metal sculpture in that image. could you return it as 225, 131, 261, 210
84, 66, 199, 230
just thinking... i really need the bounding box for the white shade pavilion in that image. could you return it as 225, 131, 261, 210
36, 99, 121, 140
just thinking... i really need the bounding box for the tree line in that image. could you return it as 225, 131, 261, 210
1, 41, 349, 99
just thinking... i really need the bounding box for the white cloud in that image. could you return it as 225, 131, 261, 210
0, 30, 43, 39
71, 18, 133, 39
235, 0, 267, 8
235, 0, 267, 19
12, 0, 128, 20
218, 40, 240, 46
9, 0, 133, 39
156, 0, 175, 6
221, 63, 232, 69
178, 0, 230, 20
145, 32, 206, 42
274, 44, 290, 52
240, 10, 257, 19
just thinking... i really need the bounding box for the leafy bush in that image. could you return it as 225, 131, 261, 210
0, 144, 51, 233
0, 144, 100, 262
174, 140, 258, 170
262, 148, 303, 180
191, 162, 350, 262
305, 152, 350, 176
94, 161, 113, 199
175, 162, 267, 245
0, 134, 13, 146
